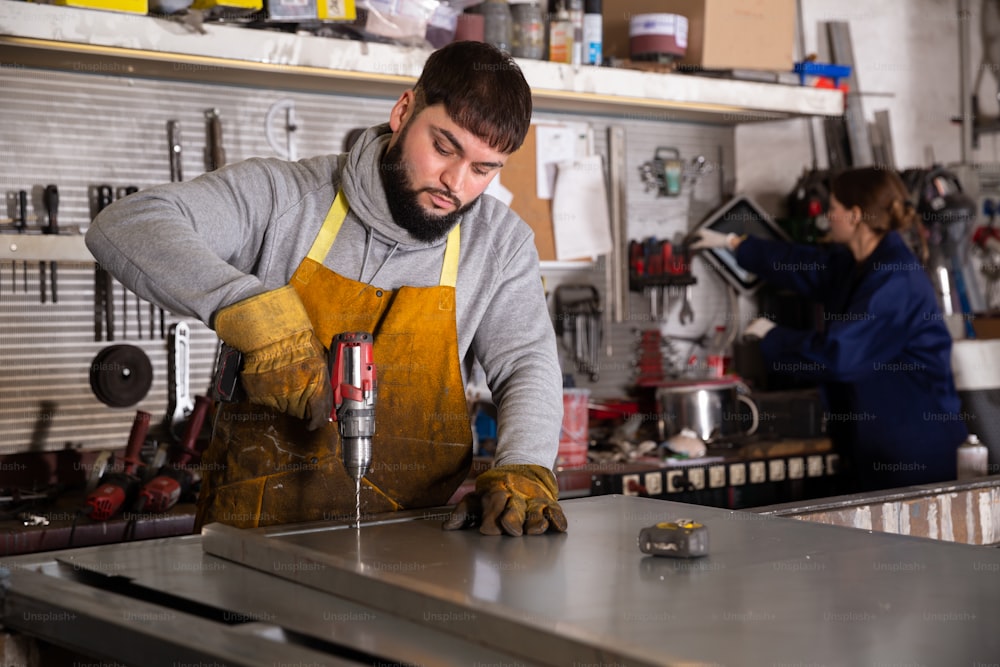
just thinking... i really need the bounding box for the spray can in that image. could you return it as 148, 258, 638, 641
567, 0, 583, 65
583, 0, 602, 65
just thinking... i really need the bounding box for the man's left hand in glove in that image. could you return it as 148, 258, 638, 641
442, 464, 568, 536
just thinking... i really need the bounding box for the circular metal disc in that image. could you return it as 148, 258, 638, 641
89, 345, 153, 408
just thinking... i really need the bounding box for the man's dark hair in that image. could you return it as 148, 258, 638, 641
411, 41, 532, 155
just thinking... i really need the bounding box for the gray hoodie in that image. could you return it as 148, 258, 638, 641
86, 124, 562, 469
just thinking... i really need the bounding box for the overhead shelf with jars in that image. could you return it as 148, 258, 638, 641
0, 0, 843, 123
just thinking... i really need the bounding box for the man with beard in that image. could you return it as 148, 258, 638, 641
86, 41, 566, 537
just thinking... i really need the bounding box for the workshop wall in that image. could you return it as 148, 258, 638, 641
0, 65, 735, 453
737, 0, 989, 214
539, 119, 735, 400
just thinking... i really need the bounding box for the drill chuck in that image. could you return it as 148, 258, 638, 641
338, 400, 374, 481
342, 436, 372, 481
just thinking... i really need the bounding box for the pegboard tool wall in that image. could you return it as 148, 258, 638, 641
542, 117, 737, 399
0, 65, 737, 453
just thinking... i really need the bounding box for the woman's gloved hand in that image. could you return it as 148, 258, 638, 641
689, 229, 739, 251
743, 317, 777, 341
443, 464, 568, 536
213, 285, 333, 430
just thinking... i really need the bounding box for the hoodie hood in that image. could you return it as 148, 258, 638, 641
340, 122, 460, 250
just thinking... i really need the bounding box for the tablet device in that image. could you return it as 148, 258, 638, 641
692, 196, 790, 293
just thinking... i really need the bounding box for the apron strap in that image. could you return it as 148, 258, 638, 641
306, 189, 461, 288
439, 225, 460, 288
306, 189, 349, 264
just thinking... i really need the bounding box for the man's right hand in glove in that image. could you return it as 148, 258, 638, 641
213, 285, 333, 430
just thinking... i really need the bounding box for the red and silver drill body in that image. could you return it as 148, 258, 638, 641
329, 332, 376, 482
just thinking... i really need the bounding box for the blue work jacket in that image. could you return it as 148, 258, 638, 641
736, 231, 968, 491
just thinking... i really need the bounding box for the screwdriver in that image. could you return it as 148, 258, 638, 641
15, 190, 27, 293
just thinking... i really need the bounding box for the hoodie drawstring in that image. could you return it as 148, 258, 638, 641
358, 225, 400, 286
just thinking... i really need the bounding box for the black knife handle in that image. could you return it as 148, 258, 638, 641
43, 184, 58, 235
96, 184, 113, 213
17, 190, 27, 233
168, 120, 183, 183
205, 109, 225, 172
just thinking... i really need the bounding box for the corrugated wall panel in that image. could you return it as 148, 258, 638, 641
1, 64, 736, 451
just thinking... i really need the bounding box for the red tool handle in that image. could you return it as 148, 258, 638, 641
173, 396, 212, 467
122, 411, 150, 475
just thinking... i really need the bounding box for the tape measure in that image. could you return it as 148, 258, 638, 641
638, 519, 709, 558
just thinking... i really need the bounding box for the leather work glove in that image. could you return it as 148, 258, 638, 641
690, 229, 739, 251
443, 464, 568, 536
213, 285, 333, 430
743, 316, 776, 342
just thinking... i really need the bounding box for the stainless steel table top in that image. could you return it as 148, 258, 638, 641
2, 495, 997, 666
205, 496, 1000, 667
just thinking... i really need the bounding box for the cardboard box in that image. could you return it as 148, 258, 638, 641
603, 0, 796, 72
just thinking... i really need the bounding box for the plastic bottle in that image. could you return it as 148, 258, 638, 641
481, 0, 513, 54
956, 434, 989, 480
510, 1, 545, 59
547, 0, 573, 63
582, 0, 602, 65
705, 325, 731, 378
567, 0, 583, 65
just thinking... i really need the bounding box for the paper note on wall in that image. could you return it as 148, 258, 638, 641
535, 124, 578, 200
484, 173, 513, 206
551, 155, 612, 260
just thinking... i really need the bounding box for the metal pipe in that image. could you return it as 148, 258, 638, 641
608, 126, 628, 325
795, 0, 820, 169
959, 0, 973, 162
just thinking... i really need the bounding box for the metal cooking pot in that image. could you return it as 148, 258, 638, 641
656, 379, 759, 442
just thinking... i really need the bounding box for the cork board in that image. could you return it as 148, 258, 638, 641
502, 125, 556, 261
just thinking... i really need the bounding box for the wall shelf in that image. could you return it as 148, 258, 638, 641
0, 0, 843, 123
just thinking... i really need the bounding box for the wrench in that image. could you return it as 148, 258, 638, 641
679, 285, 694, 325
167, 321, 194, 440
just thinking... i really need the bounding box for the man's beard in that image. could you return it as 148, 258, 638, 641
380, 131, 474, 243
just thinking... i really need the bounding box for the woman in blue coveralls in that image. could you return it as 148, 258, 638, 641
693, 167, 968, 492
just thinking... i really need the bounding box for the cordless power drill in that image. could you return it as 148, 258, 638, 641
329, 332, 376, 483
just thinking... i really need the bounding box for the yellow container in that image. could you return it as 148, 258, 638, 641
317, 0, 354, 21
190, 0, 262, 12
50, 0, 149, 14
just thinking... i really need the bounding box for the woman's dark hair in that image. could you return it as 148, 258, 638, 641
410, 41, 532, 155
831, 167, 928, 262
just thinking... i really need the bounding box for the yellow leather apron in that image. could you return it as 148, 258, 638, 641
195, 192, 473, 529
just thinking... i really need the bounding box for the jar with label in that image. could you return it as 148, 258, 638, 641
510, 1, 545, 59
480, 0, 513, 54
547, 0, 573, 63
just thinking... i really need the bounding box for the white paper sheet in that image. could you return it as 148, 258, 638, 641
484, 173, 513, 206
551, 155, 612, 260
535, 124, 578, 200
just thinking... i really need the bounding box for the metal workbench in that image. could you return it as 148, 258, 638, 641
1, 495, 997, 666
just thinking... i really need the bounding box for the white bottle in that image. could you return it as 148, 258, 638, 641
582, 0, 602, 65
956, 434, 989, 480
